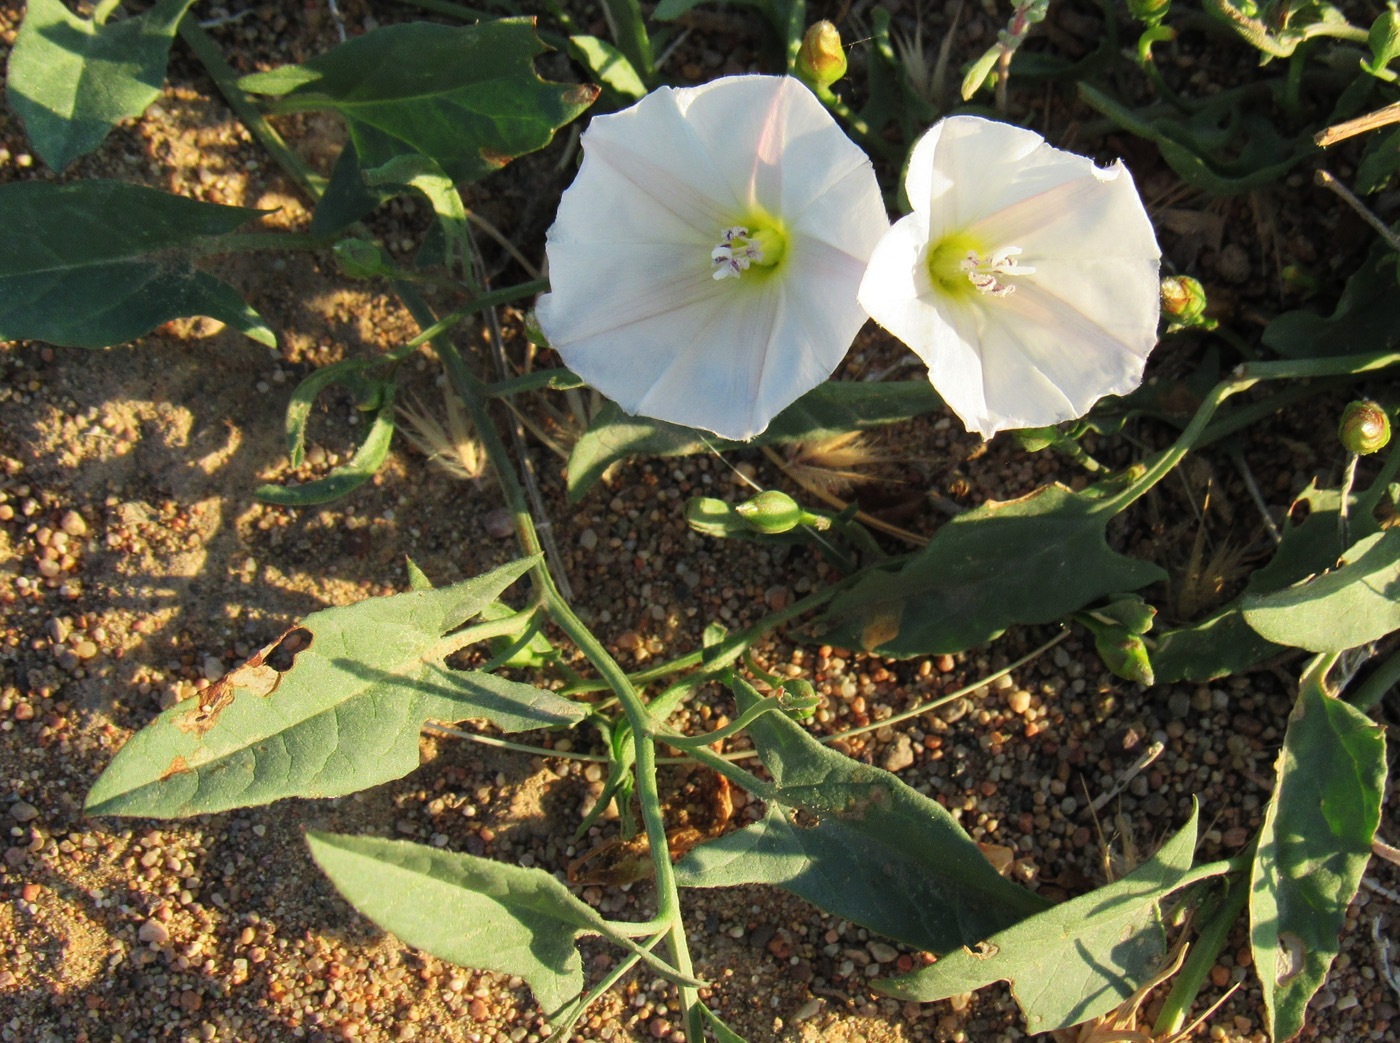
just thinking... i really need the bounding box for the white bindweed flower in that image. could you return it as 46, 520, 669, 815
535, 75, 888, 441
858, 115, 1161, 440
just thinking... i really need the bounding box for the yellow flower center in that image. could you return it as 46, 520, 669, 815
926, 233, 1034, 299
712, 214, 787, 281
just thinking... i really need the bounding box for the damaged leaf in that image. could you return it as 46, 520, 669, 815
86, 558, 583, 817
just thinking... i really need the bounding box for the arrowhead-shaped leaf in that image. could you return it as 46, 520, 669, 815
238, 19, 598, 186
674, 684, 1051, 953
1250, 664, 1387, 1042
7, 0, 195, 172
819, 483, 1166, 657
568, 380, 942, 501
0, 179, 274, 349
878, 805, 1207, 1033
306, 832, 700, 1024
1242, 528, 1400, 653
86, 558, 583, 817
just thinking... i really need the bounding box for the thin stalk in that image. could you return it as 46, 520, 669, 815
1153, 863, 1251, 1036
484, 368, 585, 398
1103, 350, 1400, 515
178, 18, 327, 201
1346, 645, 1400, 711
544, 932, 667, 1043
402, 278, 550, 350
1338, 451, 1361, 548
399, 289, 703, 1042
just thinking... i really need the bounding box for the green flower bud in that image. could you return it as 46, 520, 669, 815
1010, 426, 1058, 453
1127, 0, 1171, 26
1095, 630, 1155, 687
1339, 400, 1392, 455
778, 678, 821, 720
796, 21, 847, 92
523, 309, 549, 348
333, 238, 393, 279
1160, 275, 1213, 331
734, 490, 829, 533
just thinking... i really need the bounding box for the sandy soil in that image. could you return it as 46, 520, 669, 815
1, 3, 1398, 1043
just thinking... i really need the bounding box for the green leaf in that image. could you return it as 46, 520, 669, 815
0, 179, 274, 349
1242, 528, 1400, 652
7, 0, 196, 172
85, 559, 584, 817
1263, 240, 1400, 358
363, 155, 469, 276
674, 682, 1051, 953
879, 805, 1207, 1033
567, 35, 647, 104
1356, 127, 1400, 194
699, 1004, 750, 1043
1249, 662, 1386, 1042
238, 19, 598, 186
255, 379, 398, 506
306, 832, 698, 1025
1151, 484, 1375, 682
310, 142, 398, 238
567, 380, 942, 501
820, 483, 1166, 657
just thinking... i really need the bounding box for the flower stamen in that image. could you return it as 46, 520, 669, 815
960, 246, 1035, 297
712, 226, 761, 280
711, 222, 786, 280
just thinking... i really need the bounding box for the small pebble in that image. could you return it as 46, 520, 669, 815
8, 801, 38, 823
483, 508, 513, 539
139, 919, 170, 946
59, 510, 88, 536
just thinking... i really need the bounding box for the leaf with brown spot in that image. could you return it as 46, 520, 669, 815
87, 558, 584, 818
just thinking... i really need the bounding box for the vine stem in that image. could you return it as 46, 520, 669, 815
182, 18, 701, 1030
1103, 349, 1400, 516
395, 286, 703, 1042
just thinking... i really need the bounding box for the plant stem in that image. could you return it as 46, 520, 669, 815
177, 18, 328, 201
402, 278, 551, 349
485, 367, 585, 397
1104, 350, 1400, 515
1153, 870, 1251, 1037
397, 288, 703, 1042
1346, 644, 1400, 711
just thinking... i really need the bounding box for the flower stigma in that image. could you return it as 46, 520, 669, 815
711, 220, 786, 280
926, 233, 1035, 298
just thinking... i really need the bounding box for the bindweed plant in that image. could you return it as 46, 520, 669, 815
4, 1, 1398, 1041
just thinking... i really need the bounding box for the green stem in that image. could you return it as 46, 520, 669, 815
397, 286, 701, 1039
485, 368, 585, 397
177, 18, 327, 201
544, 932, 667, 1043
403, 278, 550, 349
1153, 869, 1252, 1037
1103, 350, 1400, 515
1346, 644, 1400, 710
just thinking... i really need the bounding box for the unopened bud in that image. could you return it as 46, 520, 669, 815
523, 309, 549, 347
734, 490, 829, 534
1339, 400, 1391, 455
1127, 0, 1171, 26
1010, 426, 1058, 453
796, 21, 847, 92
1160, 275, 1213, 331
333, 238, 392, 279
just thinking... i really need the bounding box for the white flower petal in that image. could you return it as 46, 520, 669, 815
537, 75, 888, 440
970, 160, 1160, 264
862, 115, 1162, 440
